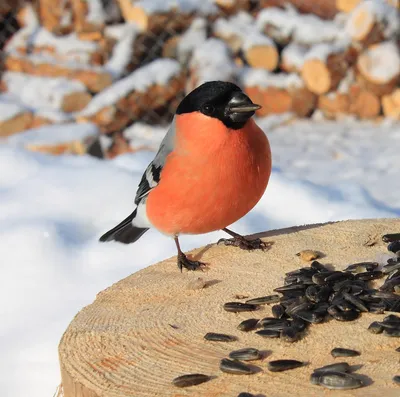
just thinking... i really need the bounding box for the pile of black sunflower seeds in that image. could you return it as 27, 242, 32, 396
172, 233, 400, 395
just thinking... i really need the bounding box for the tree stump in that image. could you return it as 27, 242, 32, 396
59, 218, 400, 397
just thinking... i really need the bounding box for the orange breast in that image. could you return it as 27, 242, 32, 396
146, 114, 272, 235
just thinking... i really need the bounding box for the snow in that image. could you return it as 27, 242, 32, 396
0, 94, 27, 122
214, 12, 275, 52
86, 0, 106, 24
304, 42, 347, 63
104, 24, 138, 78
123, 122, 168, 151
281, 42, 309, 71
1, 117, 400, 397
256, 6, 348, 45
5, 27, 100, 64
240, 68, 304, 89
2, 72, 87, 111
188, 38, 236, 88
134, 0, 217, 14
358, 41, 400, 83
79, 59, 181, 117
177, 17, 207, 64
5, 122, 98, 146
346, 0, 400, 40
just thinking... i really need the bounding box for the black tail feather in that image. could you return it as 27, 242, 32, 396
99, 209, 149, 244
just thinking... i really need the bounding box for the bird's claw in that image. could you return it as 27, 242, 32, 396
217, 236, 270, 251
177, 254, 206, 272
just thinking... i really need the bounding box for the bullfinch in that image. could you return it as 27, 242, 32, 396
100, 81, 272, 271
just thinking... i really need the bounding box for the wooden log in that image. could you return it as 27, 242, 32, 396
382, 88, 400, 119
38, 0, 73, 34
70, 0, 105, 35
345, 0, 399, 47
77, 59, 184, 133
214, 0, 254, 15
258, 0, 339, 20
116, 0, 196, 32
4, 53, 113, 92
214, 12, 279, 71
243, 70, 316, 117
2, 72, 93, 113
26, 140, 86, 155
59, 219, 400, 397
318, 92, 351, 119
256, 6, 342, 46
356, 41, 400, 97
16, 3, 40, 27
0, 111, 33, 137
348, 84, 381, 119
301, 45, 350, 95
336, 0, 362, 13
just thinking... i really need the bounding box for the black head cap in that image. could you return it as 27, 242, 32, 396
176, 81, 261, 130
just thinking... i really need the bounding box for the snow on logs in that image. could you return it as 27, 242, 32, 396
214, 12, 279, 71
77, 59, 184, 133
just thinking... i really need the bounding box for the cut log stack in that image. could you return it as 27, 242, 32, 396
0, 0, 399, 158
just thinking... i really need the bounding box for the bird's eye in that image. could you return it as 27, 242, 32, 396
202, 104, 215, 115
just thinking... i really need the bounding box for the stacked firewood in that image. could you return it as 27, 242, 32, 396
0, 0, 399, 157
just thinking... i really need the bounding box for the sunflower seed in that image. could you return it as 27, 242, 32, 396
237, 393, 255, 397
331, 310, 360, 322
274, 283, 306, 293
291, 316, 308, 332
368, 321, 384, 334
245, 294, 280, 305
331, 348, 360, 358
396, 347, 400, 352
315, 371, 363, 390
204, 333, 237, 342
312, 272, 332, 285
237, 318, 259, 332
281, 326, 300, 343
295, 310, 325, 324
311, 260, 328, 272
383, 328, 400, 337
313, 362, 351, 374
382, 262, 400, 274
344, 262, 378, 273
224, 302, 258, 312
220, 358, 257, 375
259, 317, 288, 327
172, 374, 211, 388
382, 233, 400, 243
393, 375, 400, 385
342, 292, 369, 312
388, 241, 400, 253
268, 359, 305, 372
355, 271, 383, 281
229, 348, 261, 361
383, 314, 400, 323
272, 304, 286, 319
256, 329, 280, 338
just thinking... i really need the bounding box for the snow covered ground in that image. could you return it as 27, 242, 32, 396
1, 116, 400, 397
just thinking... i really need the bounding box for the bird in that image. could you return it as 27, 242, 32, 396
99, 81, 272, 271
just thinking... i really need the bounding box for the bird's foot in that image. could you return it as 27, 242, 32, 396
217, 236, 270, 251
177, 253, 206, 272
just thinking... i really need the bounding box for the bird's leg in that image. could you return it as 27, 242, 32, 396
174, 237, 205, 272
217, 227, 269, 251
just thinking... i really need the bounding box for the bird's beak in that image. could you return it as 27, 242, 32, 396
226, 92, 262, 122
229, 104, 262, 113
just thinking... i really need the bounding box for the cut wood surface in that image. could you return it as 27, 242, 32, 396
348, 84, 381, 119
336, 0, 362, 13
301, 48, 349, 95
4, 54, 113, 92
0, 111, 33, 137
356, 41, 400, 96
59, 218, 400, 397
382, 88, 400, 119
317, 92, 351, 119
259, 0, 339, 20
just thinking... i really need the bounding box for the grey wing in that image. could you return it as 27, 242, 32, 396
134, 119, 176, 205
